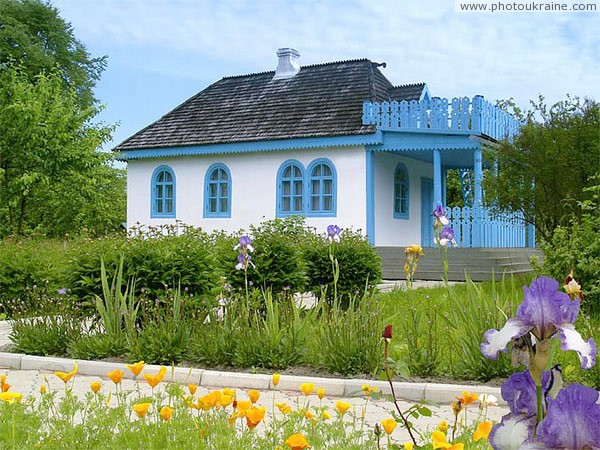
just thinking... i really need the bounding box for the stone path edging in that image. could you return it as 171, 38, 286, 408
0, 351, 503, 405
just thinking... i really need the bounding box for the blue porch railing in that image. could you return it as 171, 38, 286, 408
362, 96, 519, 141
446, 206, 534, 248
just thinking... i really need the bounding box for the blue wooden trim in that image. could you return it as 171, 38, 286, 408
366, 150, 375, 245
393, 162, 409, 220
473, 148, 483, 207
433, 149, 442, 206
203, 163, 232, 218
276, 159, 305, 218
118, 133, 384, 160
305, 158, 337, 217
150, 165, 176, 218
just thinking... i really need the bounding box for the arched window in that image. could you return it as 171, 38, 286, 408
151, 165, 176, 218
307, 158, 336, 216
204, 163, 231, 218
393, 163, 409, 219
277, 160, 304, 216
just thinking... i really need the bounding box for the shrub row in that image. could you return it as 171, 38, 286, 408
0, 217, 382, 314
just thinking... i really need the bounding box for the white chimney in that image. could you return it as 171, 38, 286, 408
273, 48, 300, 80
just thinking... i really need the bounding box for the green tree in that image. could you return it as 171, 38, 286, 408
0, 65, 119, 236
0, 0, 106, 107
484, 96, 600, 243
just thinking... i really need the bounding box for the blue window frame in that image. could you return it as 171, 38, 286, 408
204, 163, 231, 218
307, 158, 336, 216
151, 165, 176, 218
393, 163, 409, 219
277, 160, 304, 217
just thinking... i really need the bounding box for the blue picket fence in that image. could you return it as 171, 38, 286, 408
446, 206, 533, 248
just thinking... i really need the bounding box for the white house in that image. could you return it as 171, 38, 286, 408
117, 48, 528, 248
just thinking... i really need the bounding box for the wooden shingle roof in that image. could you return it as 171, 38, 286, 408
116, 59, 426, 151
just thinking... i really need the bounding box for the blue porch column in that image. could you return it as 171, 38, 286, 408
472, 147, 483, 246
433, 149, 443, 206
365, 149, 375, 245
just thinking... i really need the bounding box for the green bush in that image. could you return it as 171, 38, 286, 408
68, 333, 127, 360
215, 217, 310, 296
303, 229, 382, 308
542, 185, 600, 314
0, 239, 68, 310
67, 229, 220, 303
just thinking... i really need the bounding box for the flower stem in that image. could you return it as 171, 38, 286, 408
384, 341, 417, 446
535, 383, 544, 432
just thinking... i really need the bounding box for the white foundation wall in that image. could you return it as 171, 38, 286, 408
373, 152, 432, 246
126, 146, 367, 236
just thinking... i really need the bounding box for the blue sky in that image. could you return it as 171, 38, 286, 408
52, 0, 599, 151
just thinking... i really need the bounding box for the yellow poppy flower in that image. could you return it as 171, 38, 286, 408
126, 361, 145, 377
473, 421, 492, 442
437, 419, 449, 432
272, 373, 280, 387
335, 401, 352, 415
285, 433, 311, 450
40, 385, 47, 394
220, 394, 234, 408
188, 384, 198, 395
107, 369, 124, 385
133, 402, 151, 418
304, 410, 315, 420
160, 405, 174, 421
228, 411, 241, 425
276, 402, 292, 414
54, 363, 78, 383
245, 406, 266, 429
403, 443, 414, 450
223, 388, 236, 397
381, 418, 397, 435
0, 391, 22, 403
300, 383, 314, 396
90, 381, 101, 394
432, 430, 464, 450
248, 389, 260, 404
321, 411, 331, 420
316, 388, 325, 400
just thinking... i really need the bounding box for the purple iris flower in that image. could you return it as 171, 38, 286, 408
501, 370, 551, 418
536, 384, 600, 449
489, 415, 536, 450
326, 224, 341, 243
57, 287, 67, 295
481, 277, 597, 370
234, 235, 254, 252
437, 225, 457, 247
432, 203, 446, 219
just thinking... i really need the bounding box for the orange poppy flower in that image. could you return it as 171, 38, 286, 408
276, 402, 292, 414
381, 418, 398, 435
107, 369, 124, 385
456, 391, 478, 406
144, 366, 167, 388
126, 361, 145, 377
245, 406, 266, 429
285, 433, 310, 450
2, 383, 11, 392
160, 405, 173, 421
133, 402, 151, 418
90, 381, 102, 394
432, 430, 464, 449
54, 363, 78, 383
188, 384, 198, 395
236, 399, 252, 413
248, 389, 260, 404
316, 388, 325, 400
473, 421, 492, 442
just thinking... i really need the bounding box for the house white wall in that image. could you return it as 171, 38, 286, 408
126, 146, 367, 236
373, 152, 432, 246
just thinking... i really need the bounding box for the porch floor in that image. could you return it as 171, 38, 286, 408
376, 247, 543, 282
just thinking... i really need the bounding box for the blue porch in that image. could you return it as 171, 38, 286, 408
363, 96, 534, 248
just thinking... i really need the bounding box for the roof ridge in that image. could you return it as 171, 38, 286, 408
221, 58, 372, 80
393, 82, 425, 88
